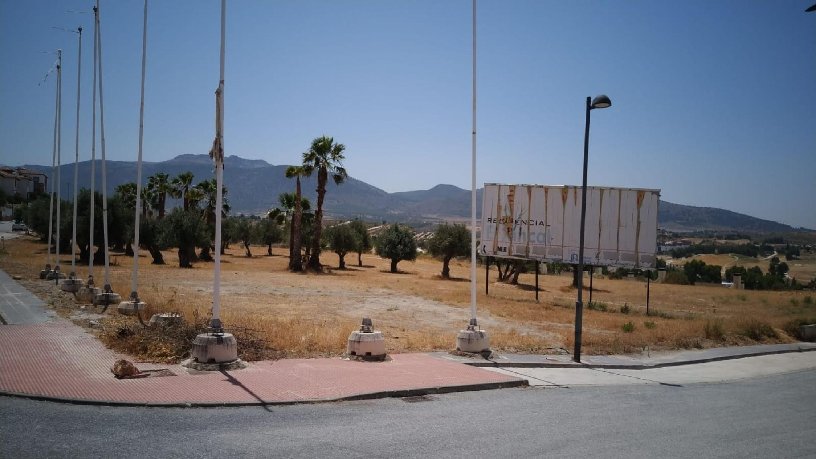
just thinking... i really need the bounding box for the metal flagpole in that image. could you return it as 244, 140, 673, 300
55, 49, 63, 280
89, 7, 98, 280
70, 27, 82, 278
46, 52, 61, 273
96, 0, 111, 288
210, 0, 226, 331
131, 0, 148, 299
469, 0, 477, 325
455, 0, 489, 353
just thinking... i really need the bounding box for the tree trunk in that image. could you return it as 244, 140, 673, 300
178, 247, 193, 268
289, 178, 303, 272
288, 216, 294, 260
442, 256, 451, 279
338, 253, 345, 269
510, 268, 521, 285
79, 244, 90, 264
199, 245, 213, 262
147, 244, 165, 265
357, 251, 362, 267
244, 241, 252, 257
267, 243, 273, 256
307, 169, 327, 271
390, 259, 398, 273
158, 194, 165, 219
125, 242, 134, 257
496, 259, 509, 281
93, 247, 105, 265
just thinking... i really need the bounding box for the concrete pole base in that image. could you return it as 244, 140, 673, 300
185, 332, 239, 367
75, 286, 101, 304
347, 330, 387, 360
60, 278, 83, 293
117, 300, 146, 316
799, 324, 816, 341
149, 313, 182, 327
456, 329, 490, 353
94, 292, 122, 307
46, 271, 66, 281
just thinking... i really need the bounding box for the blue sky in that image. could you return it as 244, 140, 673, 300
1, 1, 814, 228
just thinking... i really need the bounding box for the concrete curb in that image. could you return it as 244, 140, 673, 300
462, 345, 816, 370
0, 379, 528, 408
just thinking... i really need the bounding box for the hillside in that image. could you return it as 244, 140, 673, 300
16, 154, 809, 233
657, 201, 797, 233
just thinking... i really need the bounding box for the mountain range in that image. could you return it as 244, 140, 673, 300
16, 154, 808, 234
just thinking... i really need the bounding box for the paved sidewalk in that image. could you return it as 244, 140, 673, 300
0, 318, 526, 406
485, 352, 816, 387
439, 342, 816, 369
0, 269, 525, 406
0, 268, 56, 325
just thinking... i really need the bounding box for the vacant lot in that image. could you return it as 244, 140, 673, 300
1, 236, 814, 361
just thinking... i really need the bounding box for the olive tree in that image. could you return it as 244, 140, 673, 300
428, 223, 470, 279
159, 208, 209, 268
322, 223, 360, 269
349, 219, 372, 267
375, 223, 417, 273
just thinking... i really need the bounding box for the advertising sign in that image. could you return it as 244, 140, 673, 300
480, 184, 660, 269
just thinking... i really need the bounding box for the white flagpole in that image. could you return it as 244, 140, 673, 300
211, 0, 226, 330
469, 0, 478, 324
47, 52, 61, 271
131, 0, 148, 299
70, 27, 82, 276
55, 49, 62, 275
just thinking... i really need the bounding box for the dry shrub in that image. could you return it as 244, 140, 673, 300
739, 319, 778, 341
98, 313, 201, 363
704, 318, 725, 341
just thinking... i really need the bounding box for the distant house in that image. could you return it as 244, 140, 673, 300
0, 167, 47, 199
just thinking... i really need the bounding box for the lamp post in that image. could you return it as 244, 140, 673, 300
573, 94, 611, 363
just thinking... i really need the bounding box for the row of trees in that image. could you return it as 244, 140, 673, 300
668, 243, 770, 259
658, 256, 808, 290
724, 257, 794, 290
21, 170, 232, 268
277, 136, 475, 277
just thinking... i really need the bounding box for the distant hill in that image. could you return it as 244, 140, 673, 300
657, 201, 799, 233
15, 154, 810, 234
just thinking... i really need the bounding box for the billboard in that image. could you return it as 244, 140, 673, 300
480, 184, 660, 269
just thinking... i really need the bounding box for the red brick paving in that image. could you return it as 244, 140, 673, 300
0, 319, 525, 405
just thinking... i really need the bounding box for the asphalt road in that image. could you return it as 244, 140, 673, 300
2, 369, 814, 458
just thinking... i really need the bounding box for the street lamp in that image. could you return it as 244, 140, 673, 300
573, 94, 612, 363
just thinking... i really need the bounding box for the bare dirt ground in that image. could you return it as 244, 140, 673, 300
1, 235, 813, 361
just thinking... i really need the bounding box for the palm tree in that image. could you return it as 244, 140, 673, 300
302, 136, 347, 270
193, 178, 230, 259
139, 186, 154, 219
146, 172, 171, 218
171, 171, 195, 211
285, 165, 309, 271
268, 193, 310, 263
115, 183, 137, 210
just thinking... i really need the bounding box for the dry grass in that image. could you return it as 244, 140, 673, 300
1, 235, 814, 362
